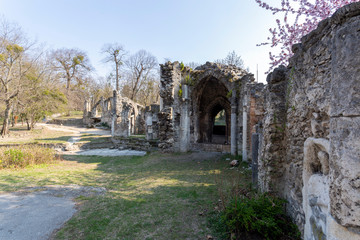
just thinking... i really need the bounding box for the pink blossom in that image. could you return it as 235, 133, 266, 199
256, 0, 359, 73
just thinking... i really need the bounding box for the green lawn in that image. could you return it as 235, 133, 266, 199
0, 152, 250, 240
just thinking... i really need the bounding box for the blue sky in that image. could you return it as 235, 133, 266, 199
0, 0, 280, 83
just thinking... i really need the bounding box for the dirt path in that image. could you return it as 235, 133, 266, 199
0, 123, 146, 240
38, 123, 147, 156
0, 185, 106, 240
37, 123, 111, 136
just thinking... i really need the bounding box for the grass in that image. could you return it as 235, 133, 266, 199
55, 111, 83, 120
78, 134, 112, 144
0, 152, 250, 239
0, 125, 74, 145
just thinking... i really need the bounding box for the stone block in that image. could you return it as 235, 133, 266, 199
329, 117, 360, 228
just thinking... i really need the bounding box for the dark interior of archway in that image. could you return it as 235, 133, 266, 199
197, 77, 231, 144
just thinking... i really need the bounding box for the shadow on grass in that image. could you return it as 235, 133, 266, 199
35, 135, 73, 143
1, 152, 250, 240
79, 136, 112, 143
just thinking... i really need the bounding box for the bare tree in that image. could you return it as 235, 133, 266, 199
50, 48, 92, 91
101, 43, 126, 91
17, 59, 67, 130
125, 50, 157, 101
215, 50, 244, 69
186, 62, 201, 69
0, 19, 36, 136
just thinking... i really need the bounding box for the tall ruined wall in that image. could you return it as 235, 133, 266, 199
158, 62, 181, 150
113, 91, 145, 137
259, 3, 360, 239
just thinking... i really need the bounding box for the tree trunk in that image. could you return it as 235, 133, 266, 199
1, 102, 12, 137
26, 118, 31, 130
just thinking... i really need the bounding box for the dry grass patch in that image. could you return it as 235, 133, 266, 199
0, 145, 60, 169
0, 125, 74, 144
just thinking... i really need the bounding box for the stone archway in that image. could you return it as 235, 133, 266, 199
158, 61, 256, 154
193, 76, 231, 144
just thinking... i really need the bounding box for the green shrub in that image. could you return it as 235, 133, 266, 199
221, 193, 300, 240
4, 149, 25, 167
0, 145, 60, 169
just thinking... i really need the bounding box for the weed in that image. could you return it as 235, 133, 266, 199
0, 146, 59, 169
180, 62, 185, 71
178, 84, 183, 97
213, 192, 301, 240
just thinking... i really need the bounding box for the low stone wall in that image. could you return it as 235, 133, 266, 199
192, 143, 231, 153
47, 118, 83, 126
112, 137, 158, 152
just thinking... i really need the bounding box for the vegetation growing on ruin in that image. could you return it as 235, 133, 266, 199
226, 90, 233, 99
180, 62, 185, 71
178, 83, 183, 98
183, 74, 197, 87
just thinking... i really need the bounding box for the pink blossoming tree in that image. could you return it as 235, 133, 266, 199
255, 0, 359, 72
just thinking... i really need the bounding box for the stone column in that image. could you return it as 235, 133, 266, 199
146, 113, 153, 140
251, 132, 259, 188
83, 99, 91, 125
230, 89, 237, 156
160, 97, 164, 111
180, 85, 190, 152
242, 97, 248, 161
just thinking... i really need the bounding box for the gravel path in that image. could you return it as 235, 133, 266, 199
0, 185, 106, 240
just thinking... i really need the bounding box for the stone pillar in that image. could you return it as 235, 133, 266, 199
160, 97, 163, 111
180, 85, 190, 152
158, 62, 180, 150
146, 111, 153, 140
111, 115, 116, 137
242, 97, 248, 161
230, 89, 237, 156
83, 99, 91, 124
251, 132, 259, 188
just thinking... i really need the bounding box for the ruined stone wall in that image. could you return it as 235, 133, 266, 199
83, 91, 145, 137
259, 3, 360, 239
145, 104, 160, 140
112, 91, 145, 137
159, 61, 260, 154
158, 62, 181, 150
244, 82, 265, 159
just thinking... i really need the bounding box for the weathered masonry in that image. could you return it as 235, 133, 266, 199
158, 62, 264, 156
83, 90, 145, 137
257, 3, 360, 239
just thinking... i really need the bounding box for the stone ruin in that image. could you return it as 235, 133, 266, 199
81, 3, 360, 239
157, 61, 264, 155
83, 90, 145, 137
256, 3, 360, 239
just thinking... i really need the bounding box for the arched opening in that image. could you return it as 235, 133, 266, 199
196, 76, 231, 144
213, 109, 227, 144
